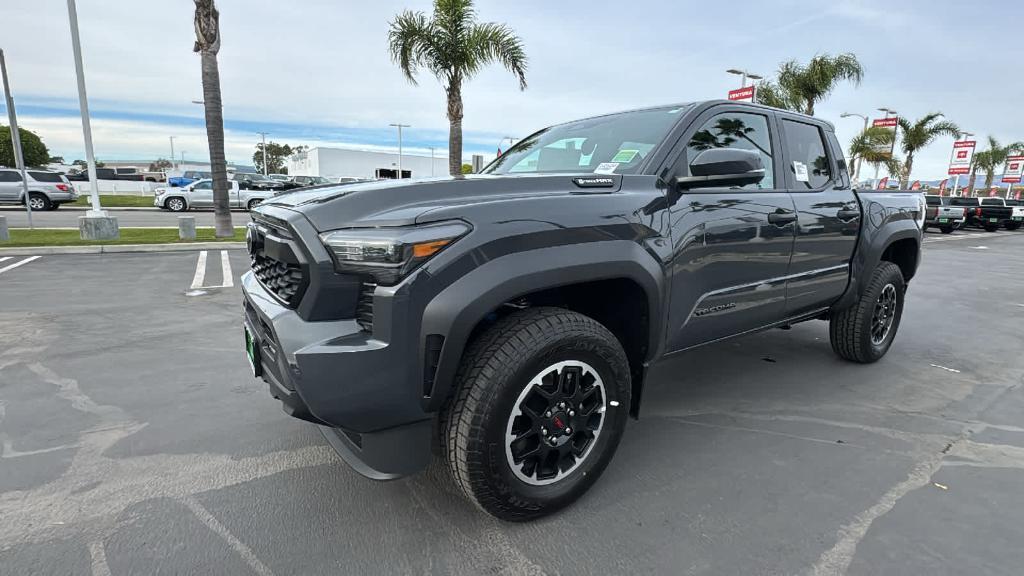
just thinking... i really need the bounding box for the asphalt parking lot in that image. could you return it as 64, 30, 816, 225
1, 229, 1023, 575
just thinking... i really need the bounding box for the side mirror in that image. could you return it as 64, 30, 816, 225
675, 148, 765, 190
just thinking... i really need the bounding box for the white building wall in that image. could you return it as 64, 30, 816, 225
288, 147, 449, 180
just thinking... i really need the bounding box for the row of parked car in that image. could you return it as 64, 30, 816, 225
169, 171, 362, 190
923, 195, 1024, 233
153, 175, 370, 212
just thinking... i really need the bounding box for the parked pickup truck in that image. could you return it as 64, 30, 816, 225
923, 195, 965, 233
950, 196, 1012, 231
981, 197, 1024, 230
240, 101, 924, 520
153, 178, 272, 211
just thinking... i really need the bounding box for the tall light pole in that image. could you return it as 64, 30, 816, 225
169, 136, 177, 170
257, 132, 269, 175
389, 123, 410, 179
66, 0, 110, 226
0, 49, 34, 229
726, 68, 763, 103
840, 112, 869, 185
180, 150, 187, 166
428, 146, 436, 177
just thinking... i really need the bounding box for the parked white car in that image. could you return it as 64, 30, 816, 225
153, 178, 273, 212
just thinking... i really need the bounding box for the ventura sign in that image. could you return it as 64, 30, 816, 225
948, 140, 976, 175
727, 86, 755, 102
1001, 155, 1024, 183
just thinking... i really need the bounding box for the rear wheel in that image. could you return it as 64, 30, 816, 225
829, 262, 905, 363
1005, 222, 1021, 231
984, 225, 999, 232
27, 193, 51, 211
939, 225, 954, 234
444, 307, 630, 521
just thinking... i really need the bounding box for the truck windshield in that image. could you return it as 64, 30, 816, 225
482, 105, 691, 176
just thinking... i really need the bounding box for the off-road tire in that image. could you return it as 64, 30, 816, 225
829, 261, 905, 363
443, 307, 631, 521
984, 225, 999, 232
939, 225, 954, 234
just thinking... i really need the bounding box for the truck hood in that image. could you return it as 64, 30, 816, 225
259, 174, 609, 231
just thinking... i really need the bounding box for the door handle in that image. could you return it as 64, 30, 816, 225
768, 210, 797, 226
837, 209, 861, 221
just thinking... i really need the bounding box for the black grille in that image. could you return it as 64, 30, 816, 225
251, 251, 304, 306
356, 281, 376, 331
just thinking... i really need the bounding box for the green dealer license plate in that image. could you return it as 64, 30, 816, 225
244, 326, 261, 377
938, 218, 948, 223
990, 218, 999, 223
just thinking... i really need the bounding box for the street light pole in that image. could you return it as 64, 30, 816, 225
169, 136, 176, 170
180, 151, 186, 166
257, 132, 269, 175
389, 123, 410, 179
840, 112, 869, 186
726, 68, 763, 102
428, 146, 436, 177
0, 49, 33, 229
66, 0, 106, 218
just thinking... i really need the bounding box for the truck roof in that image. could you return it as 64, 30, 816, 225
545, 100, 834, 132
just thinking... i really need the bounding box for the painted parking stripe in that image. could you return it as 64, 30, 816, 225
0, 256, 41, 276
218, 250, 233, 288
190, 250, 208, 289
0, 257, 11, 263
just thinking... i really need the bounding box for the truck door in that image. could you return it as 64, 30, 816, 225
778, 117, 859, 318
663, 106, 797, 352
189, 180, 214, 208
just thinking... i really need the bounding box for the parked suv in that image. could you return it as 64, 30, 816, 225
242, 101, 923, 520
0, 169, 78, 210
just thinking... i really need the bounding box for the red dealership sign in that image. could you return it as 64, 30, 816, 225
1001, 155, 1024, 183
948, 140, 976, 175
727, 86, 755, 102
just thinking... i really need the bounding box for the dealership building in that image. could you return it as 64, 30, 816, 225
286, 147, 451, 180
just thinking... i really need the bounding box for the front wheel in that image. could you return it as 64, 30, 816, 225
829, 262, 905, 363
444, 307, 631, 521
247, 199, 261, 211
165, 197, 187, 212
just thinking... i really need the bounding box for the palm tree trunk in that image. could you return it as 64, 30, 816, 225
200, 49, 233, 237
901, 153, 914, 189
805, 100, 815, 116
446, 79, 464, 176
967, 165, 977, 197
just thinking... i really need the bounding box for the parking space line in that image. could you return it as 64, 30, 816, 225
218, 250, 233, 288
190, 251, 208, 289
0, 256, 11, 263
0, 256, 41, 276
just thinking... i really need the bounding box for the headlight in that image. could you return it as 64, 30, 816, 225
320, 221, 471, 285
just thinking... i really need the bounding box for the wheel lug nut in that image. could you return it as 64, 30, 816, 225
565, 427, 572, 434
544, 411, 551, 418
540, 427, 548, 435
568, 410, 575, 416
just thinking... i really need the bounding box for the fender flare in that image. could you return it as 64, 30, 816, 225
833, 217, 920, 312
419, 240, 666, 413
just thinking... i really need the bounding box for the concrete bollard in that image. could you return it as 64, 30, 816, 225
79, 215, 120, 240
0, 215, 8, 242
178, 216, 196, 241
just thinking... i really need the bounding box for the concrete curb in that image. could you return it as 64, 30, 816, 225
0, 242, 245, 256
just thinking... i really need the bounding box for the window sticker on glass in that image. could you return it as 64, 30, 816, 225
594, 162, 619, 174
611, 149, 639, 163
793, 161, 809, 182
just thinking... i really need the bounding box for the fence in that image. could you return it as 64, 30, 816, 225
70, 180, 164, 196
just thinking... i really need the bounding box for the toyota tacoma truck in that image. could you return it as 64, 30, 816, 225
240, 101, 923, 520
923, 195, 965, 233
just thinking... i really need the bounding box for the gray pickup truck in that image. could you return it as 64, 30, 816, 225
923, 195, 965, 233
241, 101, 923, 520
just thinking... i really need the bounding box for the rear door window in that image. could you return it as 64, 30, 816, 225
781, 120, 832, 189
950, 198, 977, 206
925, 196, 941, 206
29, 172, 63, 183
981, 198, 1003, 206
0, 171, 23, 182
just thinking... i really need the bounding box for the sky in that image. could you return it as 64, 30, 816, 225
1, 0, 1022, 180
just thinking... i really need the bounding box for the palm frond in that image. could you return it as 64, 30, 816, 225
387, 10, 436, 85
466, 22, 527, 89
754, 81, 801, 112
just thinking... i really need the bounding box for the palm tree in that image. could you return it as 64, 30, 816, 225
971, 136, 1024, 195
388, 0, 527, 176
848, 125, 902, 185
897, 113, 959, 188
756, 53, 864, 116
193, 0, 232, 237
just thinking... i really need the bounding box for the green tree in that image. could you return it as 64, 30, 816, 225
49, 155, 65, 164
461, 163, 473, 174
149, 158, 173, 172
756, 53, 864, 116
897, 113, 959, 187
971, 136, 1024, 195
848, 125, 902, 183
388, 0, 527, 176
193, 0, 233, 237
253, 141, 293, 174
0, 125, 50, 167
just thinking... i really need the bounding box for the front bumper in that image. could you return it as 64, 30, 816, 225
241, 270, 432, 479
